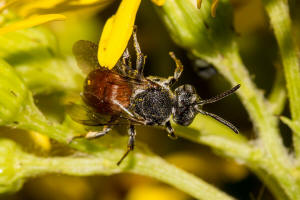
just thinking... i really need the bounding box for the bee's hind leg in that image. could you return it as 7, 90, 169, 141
117, 125, 136, 165
67, 125, 112, 143
85, 125, 112, 139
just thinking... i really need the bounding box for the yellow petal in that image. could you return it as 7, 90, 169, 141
150, 0, 166, 6
71, 0, 105, 5
29, 131, 51, 151
127, 185, 186, 200
98, 0, 141, 69
197, 0, 202, 8
0, 14, 66, 35
211, 0, 219, 17
17, 0, 64, 16
0, 0, 19, 12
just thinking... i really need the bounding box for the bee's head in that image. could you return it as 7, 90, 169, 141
173, 84, 240, 133
173, 84, 198, 126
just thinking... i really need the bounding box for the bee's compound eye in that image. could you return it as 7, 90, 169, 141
183, 84, 196, 93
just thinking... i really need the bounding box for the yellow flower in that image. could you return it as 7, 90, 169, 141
98, 0, 166, 69
0, 0, 164, 69
0, 0, 218, 70
0, 14, 66, 35
98, 0, 141, 68
197, 0, 219, 17
0, 0, 112, 35
29, 131, 51, 151
98, 0, 220, 69
0, 0, 111, 16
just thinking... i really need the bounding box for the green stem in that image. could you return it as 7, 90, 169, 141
201, 44, 289, 166
268, 65, 287, 115
157, 0, 300, 198
173, 115, 259, 165
253, 168, 290, 200
20, 148, 235, 200
262, 0, 300, 156
129, 154, 235, 200
201, 45, 300, 200
0, 58, 235, 199
13, 96, 234, 200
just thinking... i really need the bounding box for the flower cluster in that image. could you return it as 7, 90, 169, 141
0, 0, 219, 69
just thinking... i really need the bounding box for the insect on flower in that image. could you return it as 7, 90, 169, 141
68, 28, 240, 165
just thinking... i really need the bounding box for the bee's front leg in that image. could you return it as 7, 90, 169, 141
165, 121, 177, 140
163, 52, 183, 87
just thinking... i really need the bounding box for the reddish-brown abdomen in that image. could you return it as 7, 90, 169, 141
83, 69, 132, 115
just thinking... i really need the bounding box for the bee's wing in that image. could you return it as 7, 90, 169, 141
66, 102, 110, 126
66, 103, 135, 126
72, 40, 101, 74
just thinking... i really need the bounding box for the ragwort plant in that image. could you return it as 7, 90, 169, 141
0, 0, 299, 199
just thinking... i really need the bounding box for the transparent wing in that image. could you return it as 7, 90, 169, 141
66, 102, 111, 126
72, 40, 100, 74
66, 102, 137, 126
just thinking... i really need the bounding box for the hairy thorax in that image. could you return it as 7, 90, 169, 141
131, 87, 174, 125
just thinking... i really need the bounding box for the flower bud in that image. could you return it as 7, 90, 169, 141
0, 139, 26, 193
0, 60, 28, 125
157, 0, 235, 58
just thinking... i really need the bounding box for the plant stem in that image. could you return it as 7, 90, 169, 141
200, 44, 300, 200
262, 0, 300, 156
129, 154, 235, 200
13, 96, 234, 200
173, 115, 259, 165
268, 65, 287, 115
0, 57, 236, 199
20, 147, 235, 200
200, 43, 289, 166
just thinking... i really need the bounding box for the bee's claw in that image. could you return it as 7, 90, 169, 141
168, 132, 178, 140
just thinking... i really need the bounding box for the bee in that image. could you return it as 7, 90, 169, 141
69, 28, 240, 165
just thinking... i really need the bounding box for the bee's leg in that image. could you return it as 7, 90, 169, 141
163, 52, 183, 87
132, 27, 146, 79
117, 125, 136, 165
68, 125, 112, 143
165, 121, 178, 139
122, 48, 132, 67
85, 126, 112, 139
117, 48, 136, 77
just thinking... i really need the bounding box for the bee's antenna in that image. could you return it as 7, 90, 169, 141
198, 84, 240, 105
195, 106, 239, 134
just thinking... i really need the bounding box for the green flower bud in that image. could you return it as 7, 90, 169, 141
0, 139, 26, 193
156, 0, 235, 58
0, 59, 28, 125
0, 16, 83, 94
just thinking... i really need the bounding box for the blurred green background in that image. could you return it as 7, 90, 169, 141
1, 0, 300, 199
